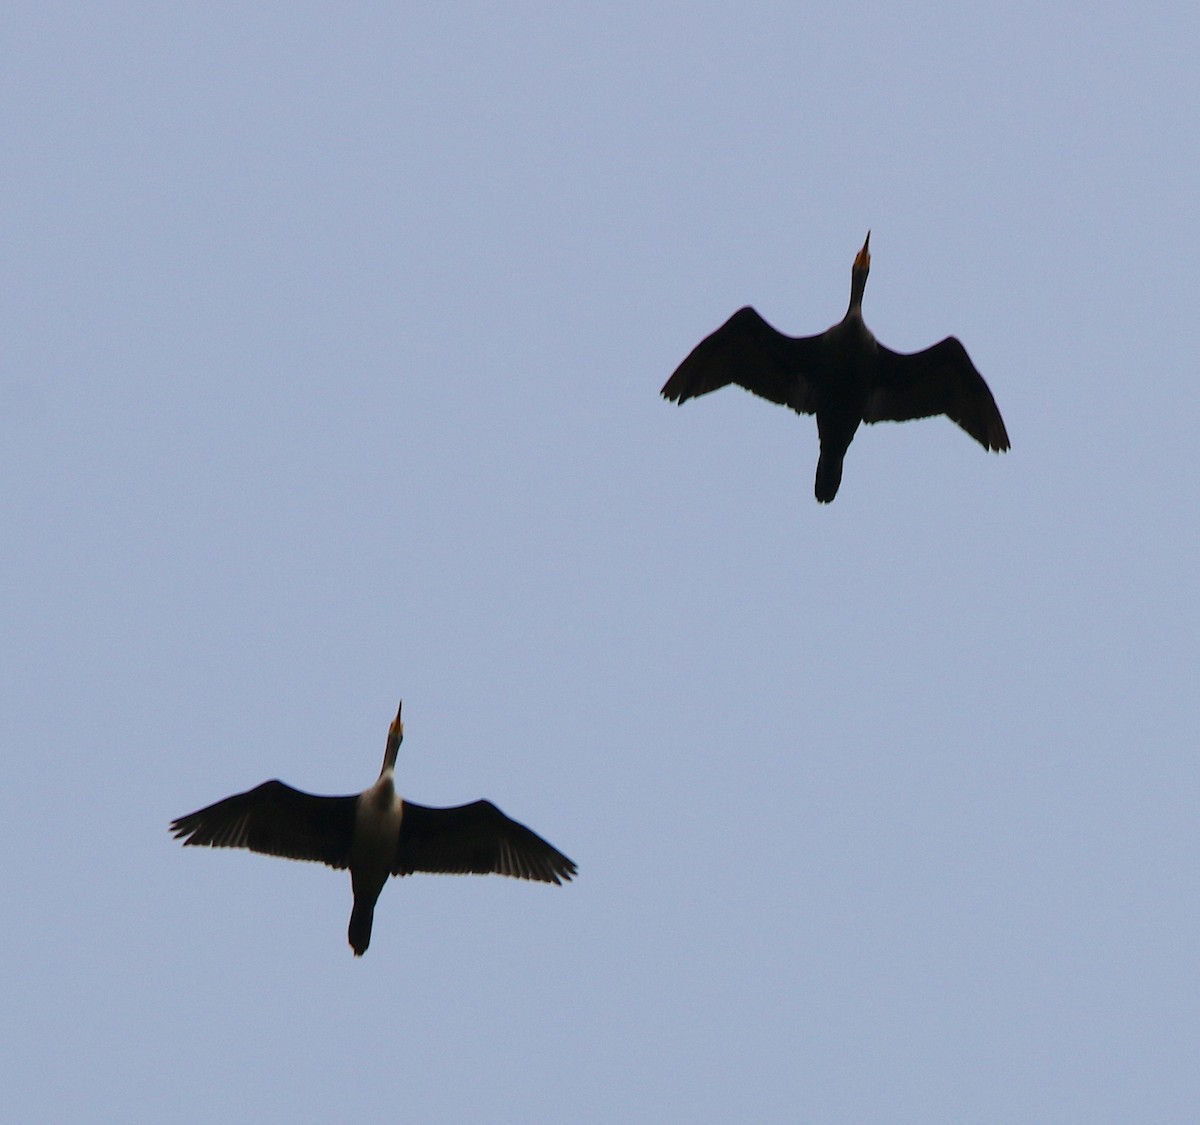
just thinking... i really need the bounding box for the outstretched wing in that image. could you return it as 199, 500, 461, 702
866, 337, 1010, 451
661, 306, 824, 415
394, 799, 576, 885
171, 780, 358, 869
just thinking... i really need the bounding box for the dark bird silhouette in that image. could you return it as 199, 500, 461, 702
661, 233, 1010, 502
171, 702, 575, 955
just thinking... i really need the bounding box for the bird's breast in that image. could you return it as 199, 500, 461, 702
819, 321, 877, 408
352, 785, 403, 862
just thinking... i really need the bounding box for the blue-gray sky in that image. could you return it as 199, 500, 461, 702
3, 4, 1198, 1122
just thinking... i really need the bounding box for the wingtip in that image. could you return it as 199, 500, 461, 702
553, 856, 578, 885
660, 382, 687, 405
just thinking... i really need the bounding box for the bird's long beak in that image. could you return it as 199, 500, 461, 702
855, 231, 871, 271
391, 701, 404, 745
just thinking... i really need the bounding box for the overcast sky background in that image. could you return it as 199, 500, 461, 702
3, 3, 1198, 1122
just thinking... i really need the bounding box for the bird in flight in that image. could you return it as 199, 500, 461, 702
171, 702, 575, 955
660, 233, 1010, 502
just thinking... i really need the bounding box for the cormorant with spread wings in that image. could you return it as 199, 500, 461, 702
171, 702, 575, 955
661, 233, 1009, 502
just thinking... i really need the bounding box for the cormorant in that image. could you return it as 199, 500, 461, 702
661, 233, 1010, 502
171, 702, 575, 955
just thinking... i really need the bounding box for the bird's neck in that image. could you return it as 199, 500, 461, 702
847, 267, 868, 318
381, 727, 402, 773
364, 767, 396, 811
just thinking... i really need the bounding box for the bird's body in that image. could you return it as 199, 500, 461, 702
808, 309, 877, 502
661, 234, 1010, 502
347, 770, 403, 955
171, 702, 575, 955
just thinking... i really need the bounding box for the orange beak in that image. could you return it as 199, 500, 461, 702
854, 231, 871, 272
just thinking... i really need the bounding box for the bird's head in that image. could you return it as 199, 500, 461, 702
853, 231, 871, 276
380, 701, 405, 774
847, 231, 872, 314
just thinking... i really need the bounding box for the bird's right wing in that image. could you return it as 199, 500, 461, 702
171, 781, 358, 869
867, 337, 1010, 451
394, 800, 576, 885
661, 306, 823, 415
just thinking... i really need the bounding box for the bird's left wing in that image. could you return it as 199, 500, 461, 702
661, 306, 824, 415
394, 800, 576, 885
866, 337, 1010, 451
171, 780, 358, 869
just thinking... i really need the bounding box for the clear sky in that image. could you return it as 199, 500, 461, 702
3, 3, 1198, 1122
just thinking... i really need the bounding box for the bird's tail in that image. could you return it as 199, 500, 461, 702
348, 903, 374, 957
814, 451, 843, 503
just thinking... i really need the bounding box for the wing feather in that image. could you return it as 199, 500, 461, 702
395, 800, 576, 885
661, 306, 824, 415
866, 337, 1010, 451
170, 780, 358, 869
